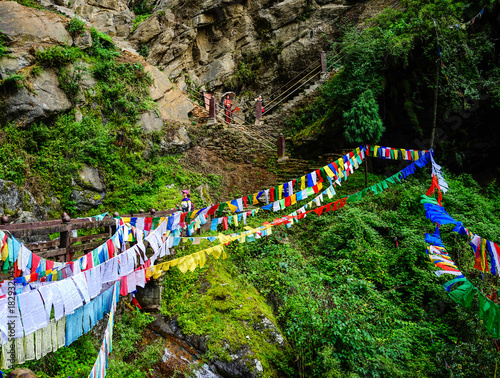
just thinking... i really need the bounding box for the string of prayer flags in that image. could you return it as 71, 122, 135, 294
421, 195, 500, 276
88, 281, 119, 378
422, 202, 500, 338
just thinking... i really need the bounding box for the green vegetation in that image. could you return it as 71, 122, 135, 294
284, 0, 500, 154
0, 31, 9, 58
132, 13, 152, 33
161, 257, 289, 370
227, 169, 500, 377
0, 73, 25, 91
343, 89, 385, 144
66, 17, 86, 39
12, 0, 44, 10
0, 27, 223, 216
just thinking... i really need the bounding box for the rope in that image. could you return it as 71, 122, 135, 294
216, 104, 276, 145
264, 65, 321, 115
265, 62, 321, 110
266, 58, 321, 105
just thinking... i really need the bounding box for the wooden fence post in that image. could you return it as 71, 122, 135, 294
60, 212, 72, 262
277, 133, 286, 159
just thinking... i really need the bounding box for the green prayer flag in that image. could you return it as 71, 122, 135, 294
216, 203, 227, 217
448, 280, 476, 309
152, 217, 160, 230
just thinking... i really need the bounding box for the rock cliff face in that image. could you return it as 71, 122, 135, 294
130, 0, 351, 91
32, 0, 355, 94
0, 1, 193, 127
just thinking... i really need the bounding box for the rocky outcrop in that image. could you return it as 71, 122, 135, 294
0, 1, 73, 50
147, 315, 270, 377
70, 165, 106, 211
69, 0, 134, 37
0, 179, 47, 221
144, 63, 194, 124
130, 0, 350, 92
2, 69, 72, 126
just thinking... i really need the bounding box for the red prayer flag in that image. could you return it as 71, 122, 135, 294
106, 239, 115, 259
285, 196, 291, 207
31, 254, 41, 273
46, 260, 54, 271
315, 169, 323, 183
144, 217, 153, 231
207, 204, 219, 216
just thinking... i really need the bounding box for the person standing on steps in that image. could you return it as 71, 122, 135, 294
224, 94, 232, 124
255, 95, 264, 125
180, 190, 194, 212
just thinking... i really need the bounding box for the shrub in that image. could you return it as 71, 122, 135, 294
66, 17, 86, 38
35, 46, 83, 67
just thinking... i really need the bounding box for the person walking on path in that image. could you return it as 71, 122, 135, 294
255, 95, 264, 125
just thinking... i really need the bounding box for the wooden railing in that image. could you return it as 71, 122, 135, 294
0, 209, 177, 262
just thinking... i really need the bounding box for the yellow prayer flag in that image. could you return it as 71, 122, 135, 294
239, 235, 246, 243
170, 258, 179, 267
394, 149, 399, 160
199, 251, 207, 269
481, 238, 488, 273
401, 149, 406, 160
122, 217, 131, 224
327, 187, 333, 199
177, 258, 188, 274
291, 194, 297, 205
338, 158, 344, 171
317, 181, 323, 191
233, 215, 238, 227
414, 150, 419, 161
374, 145, 380, 157
211, 245, 223, 259
162, 262, 171, 271
278, 185, 283, 200
226, 201, 238, 213
324, 165, 334, 177
1, 244, 8, 262
252, 193, 259, 205
301, 176, 306, 190
356, 147, 361, 157
183, 255, 196, 272
153, 266, 162, 279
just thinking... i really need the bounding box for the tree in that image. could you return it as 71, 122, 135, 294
343, 89, 385, 186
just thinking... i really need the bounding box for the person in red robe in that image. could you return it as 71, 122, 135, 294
224, 95, 232, 124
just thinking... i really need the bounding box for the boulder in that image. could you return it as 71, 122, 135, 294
1, 69, 72, 126
73, 29, 93, 50
139, 110, 164, 132
145, 64, 173, 101
0, 179, 47, 221
128, 15, 164, 45
157, 87, 194, 123
77, 165, 105, 192
70, 188, 105, 211
160, 126, 192, 153
0, 52, 35, 80
70, 0, 134, 37
0, 2, 72, 49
